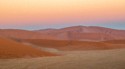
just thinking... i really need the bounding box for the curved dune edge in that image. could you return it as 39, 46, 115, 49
0, 37, 57, 59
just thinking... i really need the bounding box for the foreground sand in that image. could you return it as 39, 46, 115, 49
0, 49, 125, 69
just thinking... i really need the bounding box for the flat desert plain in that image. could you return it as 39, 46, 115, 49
0, 49, 125, 69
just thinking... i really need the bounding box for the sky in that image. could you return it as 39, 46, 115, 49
0, 0, 125, 30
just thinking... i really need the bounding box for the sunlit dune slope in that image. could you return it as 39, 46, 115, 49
0, 37, 56, 59
24, 39, 125, 51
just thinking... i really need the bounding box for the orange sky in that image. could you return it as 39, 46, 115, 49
0, 0, 125, 29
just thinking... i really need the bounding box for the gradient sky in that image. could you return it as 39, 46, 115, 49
0, 0, 125, 30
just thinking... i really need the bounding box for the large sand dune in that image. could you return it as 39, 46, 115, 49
0, 37, 56, 58
36, 26, 125, 41
1, 26, 125, 41
0, 49, 125, 69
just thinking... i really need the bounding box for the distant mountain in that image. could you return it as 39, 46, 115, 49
0, 26, 125, 41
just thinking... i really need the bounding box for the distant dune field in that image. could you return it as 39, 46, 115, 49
0, 49, 125, 69
1, 26, 125, 41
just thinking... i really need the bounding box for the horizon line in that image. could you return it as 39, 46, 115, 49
0, 25, 125, 31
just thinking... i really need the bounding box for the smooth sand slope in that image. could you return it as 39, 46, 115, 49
0, 37, 56, 58
0, 49, 125, 69
24, 39, 125, 51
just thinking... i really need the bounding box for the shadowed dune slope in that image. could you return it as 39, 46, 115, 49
0, 37, 56, 59
24, 39, 125, 51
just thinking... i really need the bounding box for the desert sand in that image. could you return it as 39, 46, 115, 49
24, 39, 125, 51
0, 37, 56, 58
0, 49, 125, 69
0, 26, 125, 69
1, 26, 125, 41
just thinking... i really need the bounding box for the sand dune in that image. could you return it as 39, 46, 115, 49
0, 26, 125, 69
0, 37, 56, 59
24, 39, 125, 51
0, 49, 125, 69
36, 26, 125, 41
1, 26, 125, 41
0, 29, 57, 39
